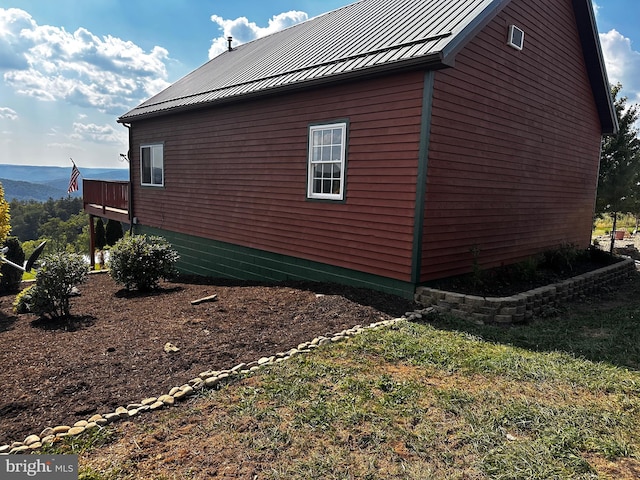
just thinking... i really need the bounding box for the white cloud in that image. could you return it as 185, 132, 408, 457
0, 107, 18, 120
46, 142, 83, 151
0, 8, 35, 70
0, 8, 172, 114
208, 11, 308, 59
600, 29, 640, 105
70, 122, 127, 145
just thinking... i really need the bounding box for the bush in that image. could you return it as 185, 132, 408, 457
1, 237, 25, 293
13, 284, 35, 314
26, 252, 88, 319
108, 234, 179, 291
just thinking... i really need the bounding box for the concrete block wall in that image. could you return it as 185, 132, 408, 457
414, 258, 636, 324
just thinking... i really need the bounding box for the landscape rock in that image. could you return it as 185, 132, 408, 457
68, 426, 85, 436
163, 342, 180, 354
103, 413, 120, 423
23, 434, 40, 446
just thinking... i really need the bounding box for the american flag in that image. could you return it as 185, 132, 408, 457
67, 161, 80, 193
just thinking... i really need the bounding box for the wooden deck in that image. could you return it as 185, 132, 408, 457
83, 179, 130, 223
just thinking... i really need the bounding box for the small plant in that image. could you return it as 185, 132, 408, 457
21, 252, 88, 319
470, 245, 483, 288
13, 284, 35, 314
109, 234, 179, 291
0, 237, 25, 293
514, 255, 542, 282
542, 243, 580, 273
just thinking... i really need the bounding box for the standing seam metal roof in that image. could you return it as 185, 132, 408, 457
119, 0, 501, 121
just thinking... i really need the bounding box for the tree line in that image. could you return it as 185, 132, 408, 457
6, 196, 123, 257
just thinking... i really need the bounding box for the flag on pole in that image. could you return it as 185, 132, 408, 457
68, 159, 80, 193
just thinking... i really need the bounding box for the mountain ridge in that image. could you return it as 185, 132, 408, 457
0, 164, 129, 202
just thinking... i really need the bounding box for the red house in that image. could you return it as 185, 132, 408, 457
107, 0, 616, 299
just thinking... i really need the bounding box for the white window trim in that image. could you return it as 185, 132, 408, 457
140, 143, 164, 187
307, 122, 347, 201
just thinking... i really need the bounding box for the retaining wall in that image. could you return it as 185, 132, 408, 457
414, 258, 636, 324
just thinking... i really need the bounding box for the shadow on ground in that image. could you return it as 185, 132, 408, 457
0, 311, 18, 333
420, 273, 640, 371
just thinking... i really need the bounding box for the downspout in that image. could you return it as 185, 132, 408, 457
411, 70, 436, 286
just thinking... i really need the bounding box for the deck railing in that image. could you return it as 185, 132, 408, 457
82, 179, 130, 222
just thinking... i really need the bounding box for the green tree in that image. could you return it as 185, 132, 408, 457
9, 199, 44, 241
37, 212, 89, 253
105, 219, 123, 246
95, 218, 107, 250
9, 197, 84, 242
0, 182, 10, 245
595, 83, 640, 251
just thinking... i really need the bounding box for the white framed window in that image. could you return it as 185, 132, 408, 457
307, 122, 347, 200
140, 144, 164, 187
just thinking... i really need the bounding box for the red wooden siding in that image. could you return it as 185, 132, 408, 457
130, 73, 425, 282
421, 0, 603, 281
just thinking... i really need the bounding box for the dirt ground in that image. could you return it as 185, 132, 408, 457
0, 273, 416, 446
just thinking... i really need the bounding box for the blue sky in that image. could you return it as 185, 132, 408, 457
0, 0, 638, 170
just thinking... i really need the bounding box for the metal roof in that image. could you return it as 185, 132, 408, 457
119, 0, 505, 121
119, 0, 616, 135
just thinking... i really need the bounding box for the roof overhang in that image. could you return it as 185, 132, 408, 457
572, 0, 618, 135
118, 53, 448, 124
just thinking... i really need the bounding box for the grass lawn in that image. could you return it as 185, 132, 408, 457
45, 277, 640, 479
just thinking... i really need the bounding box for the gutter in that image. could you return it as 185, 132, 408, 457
118, 53, 449, 124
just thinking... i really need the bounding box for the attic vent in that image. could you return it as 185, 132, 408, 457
507, 25, 525, 50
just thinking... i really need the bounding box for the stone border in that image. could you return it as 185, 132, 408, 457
414, 258, 636, 324
0, 318, 404, 454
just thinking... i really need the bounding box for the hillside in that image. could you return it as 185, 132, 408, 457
0, 164, 128, 202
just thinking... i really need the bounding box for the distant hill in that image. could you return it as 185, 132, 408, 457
0, 164, 129, 202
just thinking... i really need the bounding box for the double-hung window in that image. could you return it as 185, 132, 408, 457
307, 122, 347, 201
140, 144, 164, 187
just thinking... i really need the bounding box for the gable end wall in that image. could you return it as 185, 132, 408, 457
421, 0, 603, 282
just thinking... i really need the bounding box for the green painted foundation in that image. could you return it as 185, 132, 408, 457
133, 225, 416, 299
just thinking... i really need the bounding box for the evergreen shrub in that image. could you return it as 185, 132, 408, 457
19, 252, 88, 319
1, 237, 25, 293
108, 234, 179, 291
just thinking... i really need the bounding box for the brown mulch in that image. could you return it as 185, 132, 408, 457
0, 273, 416, 445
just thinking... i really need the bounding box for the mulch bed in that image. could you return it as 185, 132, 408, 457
0, 273, 416, 445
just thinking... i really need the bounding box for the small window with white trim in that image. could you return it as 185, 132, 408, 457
307, 122, 347, 200
140, 144, 164, 187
